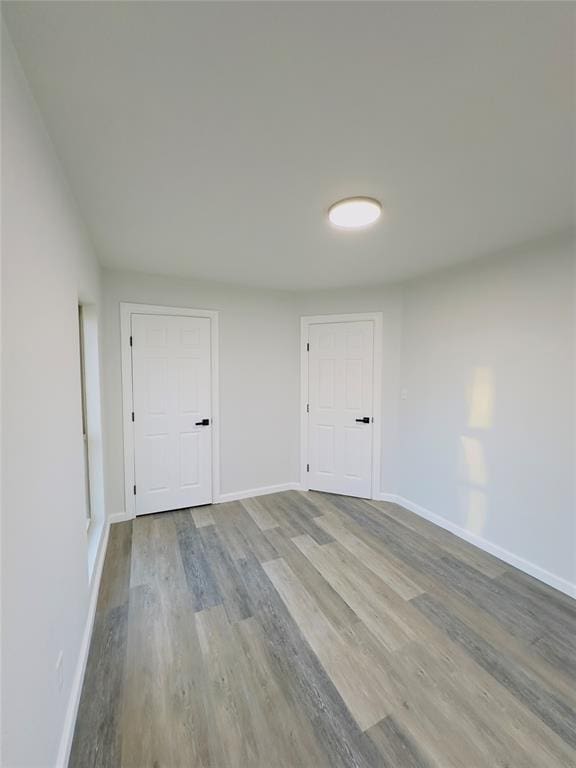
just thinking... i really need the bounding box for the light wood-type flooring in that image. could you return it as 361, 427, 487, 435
70, 491, 576, 767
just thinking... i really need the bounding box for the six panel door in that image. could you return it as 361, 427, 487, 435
132, 314, 212, 515
308, 321, 374, 498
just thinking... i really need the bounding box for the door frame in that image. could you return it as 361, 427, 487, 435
300, 312, 383, 499
120, 302, 220, 519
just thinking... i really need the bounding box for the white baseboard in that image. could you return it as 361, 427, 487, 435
108, 511, 131, 524
55, 521, 110, 768
376, 493, 576, 599
109, 483, 302, 521
377, 493, 403, 504
217, 482, 302, 504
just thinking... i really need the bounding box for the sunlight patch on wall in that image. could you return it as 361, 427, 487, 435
460, 435, 488, 486
467, 366, 494, 429
464, 487, 488, 536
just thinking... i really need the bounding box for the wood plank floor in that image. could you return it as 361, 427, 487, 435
70, 491, 576, 768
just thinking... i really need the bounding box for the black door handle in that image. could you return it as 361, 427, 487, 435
355, 417, 370, 423
195, 418, 210, 426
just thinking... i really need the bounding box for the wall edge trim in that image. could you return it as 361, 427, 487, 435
55, 521, 110, 768
217, 482, 302, 504
110, 482, 303, 521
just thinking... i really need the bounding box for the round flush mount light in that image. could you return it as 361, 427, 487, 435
328, 196, 382, 229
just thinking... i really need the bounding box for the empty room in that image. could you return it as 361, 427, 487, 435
1, 1, 575, 767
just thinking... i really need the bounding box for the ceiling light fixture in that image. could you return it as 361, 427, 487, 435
328, 197, 382, 229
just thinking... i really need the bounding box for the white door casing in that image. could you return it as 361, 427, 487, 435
132, 314, 212, 514
308, 320, 374, 498
121, 303, 220, 520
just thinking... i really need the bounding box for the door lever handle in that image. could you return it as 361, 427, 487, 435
355, 417, 370, 423
195, 418, 210, 426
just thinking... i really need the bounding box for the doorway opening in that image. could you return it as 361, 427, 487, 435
77, 302, 106, 577
78, 305, 92, 527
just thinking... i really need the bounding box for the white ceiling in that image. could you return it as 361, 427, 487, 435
3, 1, 574, 289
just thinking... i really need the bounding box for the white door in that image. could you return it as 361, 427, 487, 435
132, 314, 212, 515
307, 321, 374, 498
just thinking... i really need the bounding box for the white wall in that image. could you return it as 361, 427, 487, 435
1, 28, 105, 767
397, 237, 575, 589
105, 249, 574, 595
298, 239, 575, 593
104, 274, 403, 515
2, 15, 574, 768
102, 269, 301, 516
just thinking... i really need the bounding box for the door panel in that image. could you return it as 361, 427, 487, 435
179, 431, 200, 487
308, 321, 374, 498
132, 314, 212, 514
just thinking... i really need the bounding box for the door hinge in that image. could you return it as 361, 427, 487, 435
306, 403, 309, 413
129, 335, 133, 347
131, 411, 135, 422
306, 342, 309, 352
306, 463, 310, 473
133, 484, 136, 495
